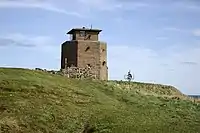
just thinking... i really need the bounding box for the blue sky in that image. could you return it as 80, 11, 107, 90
0, 0, 200, 95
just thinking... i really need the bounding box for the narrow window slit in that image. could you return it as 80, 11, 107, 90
85, 46, 90, 52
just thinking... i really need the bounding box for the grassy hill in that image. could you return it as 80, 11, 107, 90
0, 68, 200, 133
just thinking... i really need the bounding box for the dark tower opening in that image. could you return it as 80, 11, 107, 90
85, 46, 90, 52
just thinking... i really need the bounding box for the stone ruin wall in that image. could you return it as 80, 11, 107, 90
62, 67, 96, 79
62, 57, 97, 79
35, 63, 97, 80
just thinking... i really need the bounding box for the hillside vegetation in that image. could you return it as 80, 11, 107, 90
0, 68, 200, 133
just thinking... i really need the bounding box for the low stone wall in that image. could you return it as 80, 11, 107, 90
34, 66, 97, 80
62, 66, 97, 79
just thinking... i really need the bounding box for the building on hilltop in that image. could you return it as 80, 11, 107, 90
61, 27, 108, 80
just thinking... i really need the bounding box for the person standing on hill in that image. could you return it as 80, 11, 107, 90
127, 70, 132, 81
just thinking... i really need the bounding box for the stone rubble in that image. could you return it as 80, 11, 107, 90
34, 65, 97, 80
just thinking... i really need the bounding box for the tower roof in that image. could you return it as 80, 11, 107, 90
67, 27, 102, 34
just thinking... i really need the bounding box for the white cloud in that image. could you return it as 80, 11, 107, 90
192, 29, 200, 37
0, 33, 60, 69
0, 33, 57, 52
153, 0, 200, 13
155, 37, 168, 40
78, 0, 151, 11
163, 27, 184, 32
0, 0, 154, 16
0, 0, 84, 18
1, 0, 200, 18
173, 1, 200, 12
163, 27, 200, 37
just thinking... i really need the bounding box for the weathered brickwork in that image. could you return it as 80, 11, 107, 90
99, 42, 108, 80
62, 66, 97, 79
61, 27, 108, 80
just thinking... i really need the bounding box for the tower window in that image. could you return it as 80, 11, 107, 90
102, 49, 105, 52
102, 61, 106, 66
85, 46, 90, 52
84, 34, 91, 40
80, 31, 86, 37
72, 33, 76, 40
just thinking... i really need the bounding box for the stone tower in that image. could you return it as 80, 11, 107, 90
61, 27, 108, 80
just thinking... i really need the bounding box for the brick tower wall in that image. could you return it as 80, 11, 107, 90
77, 40, 101, 79
76, 40, 108, 80
99, 42, 108, 80
61, 41, 77, 69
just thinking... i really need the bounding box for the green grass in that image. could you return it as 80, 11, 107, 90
0, 67, 200, 133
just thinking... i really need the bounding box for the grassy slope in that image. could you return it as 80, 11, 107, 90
0, 68, 200, 133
